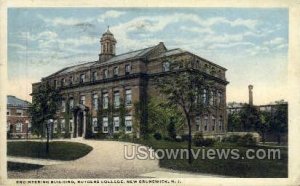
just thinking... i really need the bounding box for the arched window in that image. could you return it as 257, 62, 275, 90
212, 116, 216, 131
162, 61, 170, 72
204, 115, 208, 131
219, 116, 223, 131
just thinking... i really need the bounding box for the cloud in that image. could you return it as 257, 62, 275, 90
19, 31, 58, 41
97, 10, 126, 22
8, 43, 27, 50
263, 37, 285, 46
207, 42, 255, 50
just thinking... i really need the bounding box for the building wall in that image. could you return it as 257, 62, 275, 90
33, 48, 228, 138
7, 107, 31, 138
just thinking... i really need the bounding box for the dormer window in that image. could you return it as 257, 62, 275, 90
103, 69, 108, 79
92, 71, 97, 81
113, 67, 119, 77
125, 64, 131, 75
69, 76, 73, 85
61, 78, 65, 87
162, 62, 170, 72
80, 74, 85, 83
54, 80, 57, 88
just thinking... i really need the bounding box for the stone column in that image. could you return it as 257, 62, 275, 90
83, 111, 87, 138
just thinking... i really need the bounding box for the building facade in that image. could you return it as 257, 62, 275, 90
7, 95, 31, 138
32, 29, 228, 139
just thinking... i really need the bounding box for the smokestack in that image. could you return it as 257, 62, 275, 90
248, 85, 253, 106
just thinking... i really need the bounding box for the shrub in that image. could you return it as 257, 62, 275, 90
113, 133, 121, 139
181, 134, 190, 141
153, 132, 162, 140
237, 133, 257, 147
193, 132, 215, 147
175, 135, 183, 142
223, 135, 241, 143
167, 120, 177, 140
94, 133, 107, 139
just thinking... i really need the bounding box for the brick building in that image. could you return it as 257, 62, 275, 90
7, 95, 31, 138
32, 28, 228, 139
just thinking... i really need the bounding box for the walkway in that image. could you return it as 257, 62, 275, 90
7, 156, 65, 166
8, 139, 229, 178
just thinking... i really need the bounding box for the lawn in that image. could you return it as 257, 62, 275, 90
131, 138, 288, 178
7, 162, 43, 172
7, 141, 93, 161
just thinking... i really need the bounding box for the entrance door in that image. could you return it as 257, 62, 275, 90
78, 112, 83, 137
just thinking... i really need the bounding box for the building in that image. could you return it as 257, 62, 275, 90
7, 95, 31, 138
32, 28, 228, 139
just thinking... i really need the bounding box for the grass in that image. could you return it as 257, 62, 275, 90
7, 162, 43, 172
127, 138, 288, 178
7, 141, 93, 161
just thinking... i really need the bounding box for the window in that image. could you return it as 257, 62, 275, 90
61, 100, 66, 112
113, 117, 120, 133
213, 91, 217, 106
69, 119, 73, 132
219, 116, 223, 131
69, 98, 74, 109
80, 95, 85, 105
7, 109, 10, 116
217, 91, 221, 106
61, 119, 65, 133
125, 64, 131, 75
162, 61, 170, 72
113, 67, 119, 77
7, 122, 10, 132
125, 116, 132, 133
212, 116, 216, 131
103, 69, 108, 79
69, 76, 73, 85
61, 78, 65, 87
204, 115, 208, 131
92, 71, 97, 81
209, 90, 214, 105
53, 120, 58, 133
93, 94, 98, 110
103, 92, 109, 109
125, 89, 132, 106
92, 118, 98, 133
16, 109, 23, 116
219, 92, 223, 106
114, 91, 120, 108
80, 74, 85, 83
54, 80, 57, 88
102, 117, 108, 133
16, 123, 23, 132
202, 89, 207, 105
195, 116, 201, 131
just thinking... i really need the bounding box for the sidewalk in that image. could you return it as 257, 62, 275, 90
8, 156, 67, 166
140, 169, 230, 178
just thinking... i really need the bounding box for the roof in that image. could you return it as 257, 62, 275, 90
7, 95, 30, 108
95, 45, 156, 66
47, 44, 159, 78
44, 42, 226, 78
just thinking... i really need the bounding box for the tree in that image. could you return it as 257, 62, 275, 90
258, 111, 271, 143
269, 100, 288, 144
227, 112, 242, 132
29, 83, 61, 153
239, 104, 260, 132
147, 97, 184, 138
155, 68, 211, 164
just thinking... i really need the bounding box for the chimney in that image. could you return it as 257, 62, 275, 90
248, 85, 253, 106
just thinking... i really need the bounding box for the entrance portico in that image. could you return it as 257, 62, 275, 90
72, 104, 89, 138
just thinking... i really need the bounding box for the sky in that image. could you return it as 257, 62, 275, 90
7, 8, 288, 105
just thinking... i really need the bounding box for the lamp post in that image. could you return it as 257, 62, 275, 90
45, 119, 53, 154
